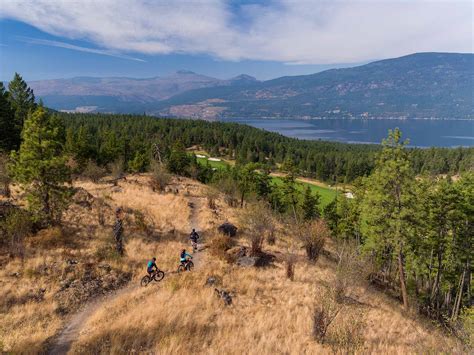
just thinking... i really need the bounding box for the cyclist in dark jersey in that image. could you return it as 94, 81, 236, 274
190, 229, 200, 243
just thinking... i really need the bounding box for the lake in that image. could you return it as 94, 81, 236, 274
222, 118, 474, 147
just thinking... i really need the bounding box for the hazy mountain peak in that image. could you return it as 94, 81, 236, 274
230, 74, 258, 82
175, 70, 197, 75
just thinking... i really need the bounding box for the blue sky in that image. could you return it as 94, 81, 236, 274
0, 0, 472, 82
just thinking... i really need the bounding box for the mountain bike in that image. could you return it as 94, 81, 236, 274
191, 240, 198, 253
140, 268, 165, 287
178, 259, 194, 273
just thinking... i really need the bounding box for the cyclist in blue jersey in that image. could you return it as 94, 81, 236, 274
180, 249, 192, 265
147, 257, 158, 275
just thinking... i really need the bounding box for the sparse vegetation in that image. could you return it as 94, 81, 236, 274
82, 160, 106, 183
239, 201, 274, 255
299, 219, 329, 263
149, 161, 171, 192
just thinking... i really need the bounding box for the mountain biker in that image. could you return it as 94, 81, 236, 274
190, 228, 200, 244
180, 249, 193, 265
147, 257, 158, 275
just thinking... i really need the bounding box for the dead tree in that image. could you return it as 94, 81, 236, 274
113, 207, 125, 256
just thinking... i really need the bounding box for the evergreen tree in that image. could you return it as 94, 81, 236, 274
7, 73, 36, 149
0, 83, 15, 152
167, 141, 191, 175
281, 160, 300, 221
10, 106, 70, 224
301, 186, 320, 221
360, 128, 415, 310
237, 163, 258, 207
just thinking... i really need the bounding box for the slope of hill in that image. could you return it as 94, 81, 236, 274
155, 53, 473, 119
0, 175, 467, 353
30, 71, 259, 113
28, 52, 473, 119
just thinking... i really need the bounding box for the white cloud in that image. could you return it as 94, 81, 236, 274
19, 37, 146, 62
0, 0, 472, 64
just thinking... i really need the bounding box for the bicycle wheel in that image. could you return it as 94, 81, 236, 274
177, 264, 186, 273
141, 275, 151, 287
154, 270, 165, 282
186, 261, 194, 271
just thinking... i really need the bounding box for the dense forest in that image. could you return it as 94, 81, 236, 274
0, 73, 472, 330
58, 113, 473, 183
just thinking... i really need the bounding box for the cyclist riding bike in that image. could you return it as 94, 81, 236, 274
190, 228, 200, 250
147, 257, 158, 275
180, 249, 193, 265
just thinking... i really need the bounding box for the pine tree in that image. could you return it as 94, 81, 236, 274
237, 163, 258, 207
10, 106, 70, 224
167, 141, 191, 175
7, 73, 36, 149
301, 186, 320, 221
281, 159, 301, 221
360, 128, 415, 310
0, 83, 16, 152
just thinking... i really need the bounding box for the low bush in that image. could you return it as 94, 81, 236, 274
298, 220, 330, 263
286, 254, 296, 281
329, 311, 366, 353
209, 234, 235, 262
312, 287, 342, 343
150, 161, 171, 192
82, 160, 106, 183
27, 227, 68, 249
0, 209, 32, 257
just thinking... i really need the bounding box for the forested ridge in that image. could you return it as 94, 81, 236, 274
60, 113, 473, 182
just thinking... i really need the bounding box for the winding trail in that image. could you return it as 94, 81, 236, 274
48, 284, 138, 354
188, 195, 204, 267
48, 194, 206, 354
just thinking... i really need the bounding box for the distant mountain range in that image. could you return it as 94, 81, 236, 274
29, 53, 473, 119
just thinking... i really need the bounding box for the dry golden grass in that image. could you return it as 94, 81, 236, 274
70, 248, 464, 354
0, 175, 466, 354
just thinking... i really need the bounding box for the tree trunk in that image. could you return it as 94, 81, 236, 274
430, 248, 443, 306
398, 248, 409, 310
451, 266, 467, 321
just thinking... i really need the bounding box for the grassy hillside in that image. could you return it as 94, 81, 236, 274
0, 175, 467, 353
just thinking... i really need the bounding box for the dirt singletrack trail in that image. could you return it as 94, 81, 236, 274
188, 195, 206, 268
47, 283, 138, 354
48, 194, 207, 354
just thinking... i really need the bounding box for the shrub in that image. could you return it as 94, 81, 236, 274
329, 311, 366, 353
333, 240, 369, 303
286, 254, 296, 281
133, 210, 154, 237
27, 227, 66, 249
298, 220, 330, 263
312, 288, 342, 343
239, 202, 274, 255
214, 176, 238, 207
109, 157, 125, 180
95, 243, 122, 261
267, 229, 276, 245
150, 161, 171, 192
0, 209, 32, 256
0, 154, 11, 198
205, 188, 219, 210
209, 233, 235, 261
96, 197, 106, 226
82, 160, 106, 183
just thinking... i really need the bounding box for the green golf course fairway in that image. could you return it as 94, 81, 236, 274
195, 155, 337, 207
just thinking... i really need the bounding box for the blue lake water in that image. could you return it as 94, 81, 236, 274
222, 118, 474, 147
